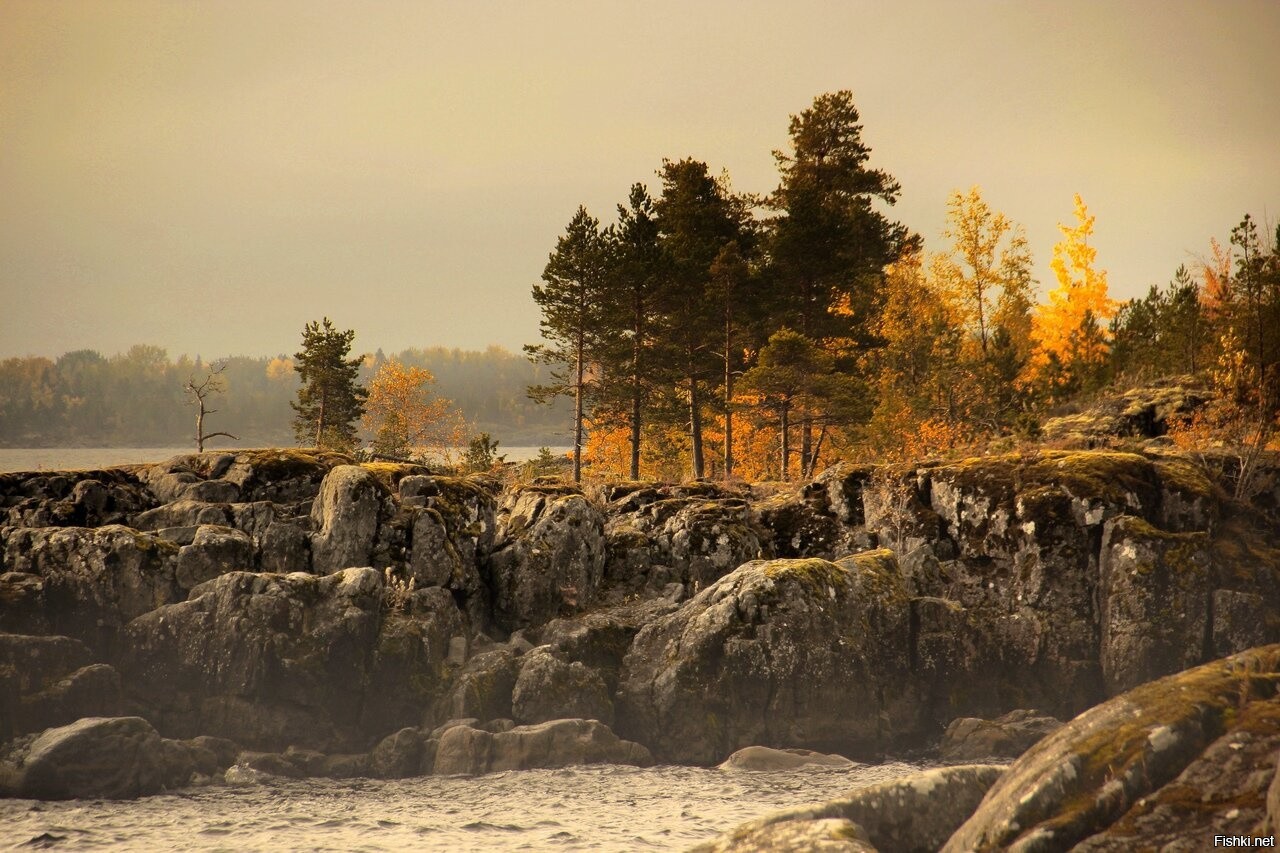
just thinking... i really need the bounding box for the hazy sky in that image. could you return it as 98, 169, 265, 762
3, 0, 1279, 360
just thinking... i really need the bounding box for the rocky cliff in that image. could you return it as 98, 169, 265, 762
2, 445, 1277, 794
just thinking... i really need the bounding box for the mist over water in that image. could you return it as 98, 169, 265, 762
1, 762, 923, 851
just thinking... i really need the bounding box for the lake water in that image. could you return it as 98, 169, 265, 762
0, 761, 923, 851
0, 447, 571, 474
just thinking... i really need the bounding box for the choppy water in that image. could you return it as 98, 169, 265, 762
0, 762, 922, 851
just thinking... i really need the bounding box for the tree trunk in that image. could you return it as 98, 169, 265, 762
800, 415, 812, 477
630, 313, 642, 480
315, 389, 326, 449
195, 404, 206, 453
723, 356, 734, 482
690, 374, 704, 481
629, 391, 641, 481
798, 284, 812, 480
779, 400, 790, 481
808, 423, 828, 479
573, 331, 585, 483
723, 308, 733, 481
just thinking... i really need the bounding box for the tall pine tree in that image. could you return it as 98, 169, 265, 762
768, 91, 910, 471
602, 184, 666, 480
652, 159, 753, 480
526, 206, 611, 483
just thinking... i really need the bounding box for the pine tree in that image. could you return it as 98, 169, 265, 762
768, 91, 910, 471
291, 319, 366, 452
526, 206, 611, 483
602, 184, 665, 480
652, 159, 753, 480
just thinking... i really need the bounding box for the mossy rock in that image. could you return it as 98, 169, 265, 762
360, 461, 431, 490
944, 644, 1280, 852
762, 557, 849, 592
235, 448, 352, 481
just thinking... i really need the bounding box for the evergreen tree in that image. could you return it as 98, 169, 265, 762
291, 318, 367, 451
739, 328, 858, 479
526, 206, 611, 482
602, 184, 665, 480
652, 158, 753, 480
767, 90, 910, 471
710, 241, 749, 480
1166, 265, 1207, 375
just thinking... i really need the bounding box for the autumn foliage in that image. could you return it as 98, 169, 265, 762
1026, 195, 1118, 394
523, 92, 1278, 483
362, 360, 467, 462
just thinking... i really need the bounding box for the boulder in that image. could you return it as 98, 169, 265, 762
1098, 515, 1211, 694
697, 764, 1004, 853
220, 449, 351, 504
181, 735, 240, 776
487, 486, 606, 631
943, 645, 1280, 852
16, 664, 122, 739
718, 746, 854, 771
0, 634, 122, 737
536, 597, 680, 693
602, 492, 764, 595
138, 456, 242, 505
234, 750, 305, 779
752, 464, 877, 559
316, 752, 371, 779
1212, 588, 1274, 659
258, 521, 311, 574
691, 818, 875, 852
370, 727, 425, 779
0, 469, 154, 529
363, 585, 465, 735
437, 646, 520, 723
432, 718, 652, 776
132, 499, 231, 532
0, 716, 195, 800
0, 572, 49, 636
616, 552, 913, 764
121, 568, 396, 751
403, 475, 496, 621
939, 710, 1063, 762
228, 500, 277, 542
310, 465, 393, 574
0, 525, 182, 656
512, 646, 613, 726
175, 525, 255, 589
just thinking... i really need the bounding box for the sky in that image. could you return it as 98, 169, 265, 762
2, 0, 1279, 361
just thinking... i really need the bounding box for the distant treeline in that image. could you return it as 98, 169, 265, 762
0, 345, 570, 448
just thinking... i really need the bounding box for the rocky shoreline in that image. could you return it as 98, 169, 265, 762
2, 447, 1279, 848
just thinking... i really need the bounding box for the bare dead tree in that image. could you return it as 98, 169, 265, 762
184, 362, 239, 452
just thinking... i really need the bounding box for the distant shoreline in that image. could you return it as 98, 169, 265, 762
0, 445, 571, 473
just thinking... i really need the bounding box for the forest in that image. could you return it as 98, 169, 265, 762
0, 345, 569, 449
529, 91, 1280, 483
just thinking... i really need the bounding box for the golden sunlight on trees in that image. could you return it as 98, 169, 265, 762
1028, 194, 1117, 394
863, 250, 977, 458
934, 186, 1033, 357
265, 356, 294, 381
362, 360, 466, 461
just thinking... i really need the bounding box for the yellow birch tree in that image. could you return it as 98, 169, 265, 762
362, 360, 466, 461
